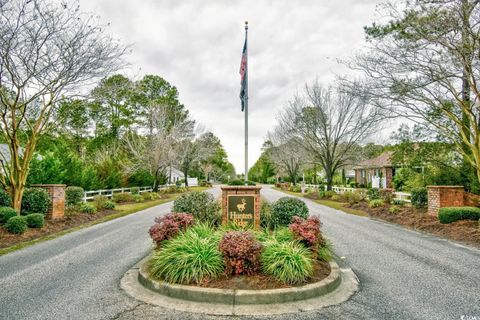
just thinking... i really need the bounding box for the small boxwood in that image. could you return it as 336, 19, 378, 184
0, 188, 11, 207
21, 188, 51, 215
26, 213, 45, 228
65, 186, 84, 206
411, 187, 428, 208
271, 197, 308, 227
5, 215, 28, 234
438, 207, 480, 224
0, 206, 17, 224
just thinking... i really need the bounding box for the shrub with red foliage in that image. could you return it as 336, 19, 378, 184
219, 231, 263, 275
289, 216, 325, 247
148, 213, 194, 246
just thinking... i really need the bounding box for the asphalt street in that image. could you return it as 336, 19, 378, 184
0, 186, 479, 320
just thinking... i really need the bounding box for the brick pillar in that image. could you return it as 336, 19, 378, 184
221, 186, 261, 229
30, 184, 66, 220
427, 186, 464, 216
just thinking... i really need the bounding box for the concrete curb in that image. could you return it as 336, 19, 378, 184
120, 256, 359, 315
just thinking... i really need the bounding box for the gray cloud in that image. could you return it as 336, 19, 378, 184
80, 0, 380, 174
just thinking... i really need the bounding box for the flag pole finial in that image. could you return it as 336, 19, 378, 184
245, 21, 248, 30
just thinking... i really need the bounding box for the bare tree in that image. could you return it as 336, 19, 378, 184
0, 0, 126, 210
125, 107, 192, 190
276, 82, 384, 190
346, 0, 480, 186
268, 133, 306, 186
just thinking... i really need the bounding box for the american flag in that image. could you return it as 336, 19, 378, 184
239, 38, 247, 112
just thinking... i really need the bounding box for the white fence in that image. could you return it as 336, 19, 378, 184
83, 185, 174, 201
304, 184, 411, 203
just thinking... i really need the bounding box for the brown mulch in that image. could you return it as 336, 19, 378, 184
0, 208, 119, 249
198, 260, 331, 290
343, 201, 480, 248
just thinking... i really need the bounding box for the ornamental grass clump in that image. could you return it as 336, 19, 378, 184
149, 213, 194, 246
261, 241, 314, 284
219, 231, 263, 275
149, 227, 224, 284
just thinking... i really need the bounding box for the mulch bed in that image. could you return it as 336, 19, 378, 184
0, 209, 119, 249
0, 195, 171, 250
198, 260, 331, 290
343, 201, 480, 248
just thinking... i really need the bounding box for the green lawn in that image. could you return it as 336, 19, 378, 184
0, 186, 210, 256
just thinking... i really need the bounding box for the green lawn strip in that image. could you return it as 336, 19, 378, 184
0, 186, 211, 256
273, 187, 368, 217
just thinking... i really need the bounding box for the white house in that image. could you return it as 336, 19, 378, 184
166, 167, 184, 184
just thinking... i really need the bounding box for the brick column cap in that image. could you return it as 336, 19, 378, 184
221, 186, 262, 191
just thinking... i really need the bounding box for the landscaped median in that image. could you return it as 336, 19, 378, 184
0, 186, 210, 256
120, 190, 358, 316
275, 186, 480, 247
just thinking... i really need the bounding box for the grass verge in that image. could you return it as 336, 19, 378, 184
0, 186, 210, 256
273, 187, 367, 217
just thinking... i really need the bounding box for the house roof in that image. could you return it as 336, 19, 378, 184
354, 151, 393, 169
166, 166, 184, 177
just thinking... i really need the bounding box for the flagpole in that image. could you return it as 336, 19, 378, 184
244, 21, 249, 184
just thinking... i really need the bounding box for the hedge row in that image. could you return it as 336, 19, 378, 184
438, 207, 480, 224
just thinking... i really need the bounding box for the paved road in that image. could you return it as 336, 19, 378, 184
0, 186, 479, 320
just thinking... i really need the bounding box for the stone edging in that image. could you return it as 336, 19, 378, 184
137, 256, 342, 305
120, 255, 359, 316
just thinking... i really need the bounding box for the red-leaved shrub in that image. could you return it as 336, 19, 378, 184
148, 213, 194, 246
219, 231, 263, 275
289, 216, 325, 247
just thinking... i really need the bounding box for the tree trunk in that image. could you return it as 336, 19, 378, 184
184, 169, 189, 187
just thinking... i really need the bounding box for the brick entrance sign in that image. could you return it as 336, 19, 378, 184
427, 186, 464, 216
31, 184, 66, 220
221, 186, 261, 229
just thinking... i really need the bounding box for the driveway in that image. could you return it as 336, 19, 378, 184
0, 186, 478, 320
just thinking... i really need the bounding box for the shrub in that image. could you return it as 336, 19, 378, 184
438, 207, 480, 224
148, 213, 194, 245
26, 213, 45, 228
319, 190, 336, 199
289, 185, 301, 193
65, 186, 84, 206
260, 200, 272, 229
368, 199, 384, 208
173, 191, 221, 225
367, 188, 380, 200
0, 188, 11, 207
219, 231, 263, 275
391, 199, 406, 206
80, 203, 96, 214
142, 192, 159, 201
389, 205, 400, 214
379, 189, 393, 203
411, 187, 428, 208
5, 216, 27, 234
256, 227, 295, 244
149, 227, 224, 284
331, 195, 341, 201
289, 216, 324, 247
199, 180, 212, 187
342, 191, 362, 204
93, 195, 108, 209
261, 241, 314, 284
130, 187, 140, 195
271, 197, 308, 228
103, 200, 115, 210
21, 188, 51, 215
228, 179, 256, 186
112, 192, 133, 203
164, 185, 178, 193
133, 194, 143, 202
318, 240, 333, 262
0, 206, 17, 224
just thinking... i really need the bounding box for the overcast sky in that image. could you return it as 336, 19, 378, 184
80, 0, 382, 175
